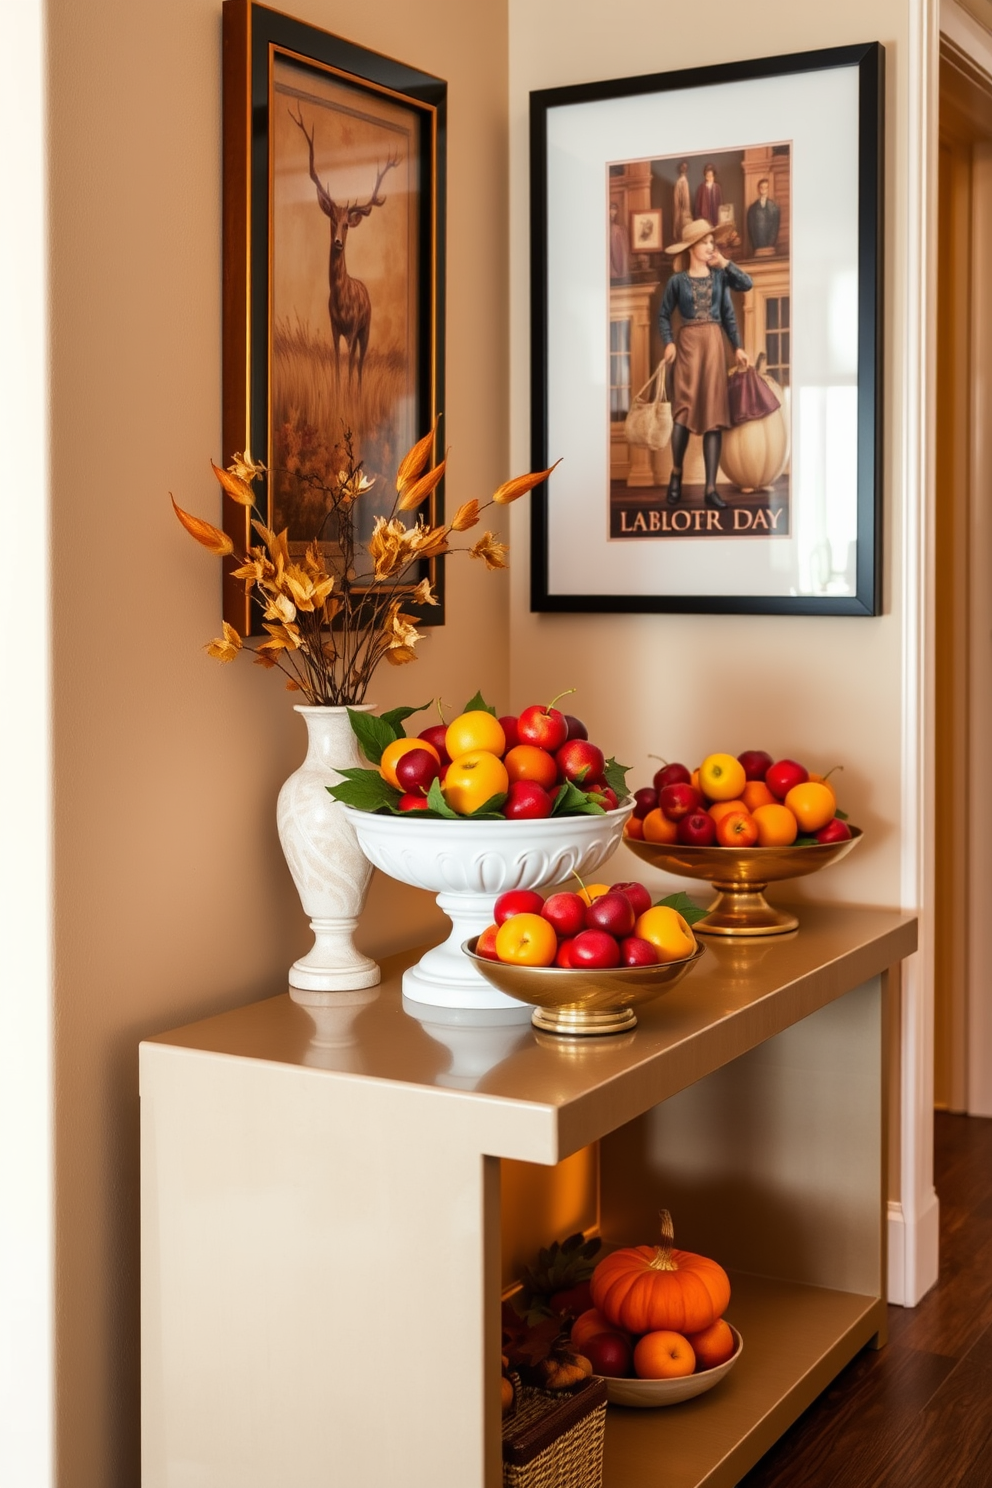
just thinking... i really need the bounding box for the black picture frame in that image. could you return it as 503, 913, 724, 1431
530, 43, 884, 615
222, 0, 447, 633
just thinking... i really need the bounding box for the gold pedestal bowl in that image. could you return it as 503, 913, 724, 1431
625, 828, 863, 937
461, 939, 706, 1035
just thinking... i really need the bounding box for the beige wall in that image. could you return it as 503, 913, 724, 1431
48, 0, 507, 1481
508, 0, 915, 917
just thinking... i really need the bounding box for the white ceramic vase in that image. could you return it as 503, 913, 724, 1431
277, 705, 380, 995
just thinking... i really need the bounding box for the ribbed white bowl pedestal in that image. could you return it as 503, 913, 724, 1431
344, 803, 632, 1013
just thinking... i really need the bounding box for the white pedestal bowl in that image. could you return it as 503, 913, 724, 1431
343, 804, 633, 1013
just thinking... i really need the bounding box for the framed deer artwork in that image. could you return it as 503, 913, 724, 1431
222, 2, 447, 632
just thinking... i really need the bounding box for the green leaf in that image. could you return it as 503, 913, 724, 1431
379, 701, 432, 737
603, 756, 631, 799
462, 690, 497, 717
654, 890, 709, 927
551, 780, 606, 817
426, 777, 460, 818
326, 768, 402, 813
347, 708, 400, 765
796, 834, 819, 846
467, 793, 508, 818
835, 808, 849, 821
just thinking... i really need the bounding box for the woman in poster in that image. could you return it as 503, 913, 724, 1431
659, 218, 751, 509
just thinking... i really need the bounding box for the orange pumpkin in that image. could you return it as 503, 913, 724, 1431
590, 1211, 730, 1336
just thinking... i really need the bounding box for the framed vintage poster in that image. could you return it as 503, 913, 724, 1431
222, 1, 446, 632
530, 43, 884, 615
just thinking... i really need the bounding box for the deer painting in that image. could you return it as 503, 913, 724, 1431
290, 104, 399, 389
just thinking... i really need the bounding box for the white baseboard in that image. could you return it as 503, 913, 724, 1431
887, 1191, 940, 1305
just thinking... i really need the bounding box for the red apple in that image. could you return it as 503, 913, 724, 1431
517, 703, 569, 752
541, 892, 587, 938
503, 780, 553, 820
715, 810, 759, 847
765, 758, 809, 800
658, 782, 702, 822
394, 747, 441, 797
569, 930, 621, 969
652, 761, 692, 793
588, 783, 619, 811
563, 713, 588, 741
609, 881, 652, 917
584, 892, 636, 938
475, 924, 500, 960
417, 725, 451, 767
632, 787, 658, 820
493, 889, 546, 925
678, 811, 717, 846
550, 1281, 593, 1316
816, 817, 852, 843
398, 793, 431, 812
498, 714, 521, 751
619, 935, 660, 966
737, 749, 773, 781
555, 938, 576, 968
583, 1331, 633, 1378
555, 740, 606, 786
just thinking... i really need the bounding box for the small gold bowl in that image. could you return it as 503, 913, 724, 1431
625, 827, 863, 937
461, 938, 706, 1036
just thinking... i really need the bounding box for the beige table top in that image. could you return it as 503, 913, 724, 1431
146, 904, 916, 1158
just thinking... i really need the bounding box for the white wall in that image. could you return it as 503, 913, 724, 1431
507, 0, 938, 1304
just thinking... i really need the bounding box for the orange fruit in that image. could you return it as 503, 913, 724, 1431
504, 744, 558, 789
624, 817, 645, 840
443, 750, 509, 815
633, 906, 695, 962
708, 798, 747, 824
633, 1330, 695, 1380
642, 809, 679, 844
577, 882, 611, 905
752, 803, 799, 847
785, 781, 836, 833
741, 780, 776, 813
698, 753, 747, 802
380, 736, 440, 789
808, 771, 839, 809
444, 710, 506, 760
495, 913, 558, 967
686, 1318, 736, 1370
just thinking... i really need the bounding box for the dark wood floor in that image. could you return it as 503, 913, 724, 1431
738, 1113, 992, 1487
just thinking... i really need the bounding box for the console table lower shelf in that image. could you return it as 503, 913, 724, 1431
603, 1272, 884, 1487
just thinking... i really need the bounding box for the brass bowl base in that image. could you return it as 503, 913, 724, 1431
695, 886, 799, 938
530, 1005, 639, 1037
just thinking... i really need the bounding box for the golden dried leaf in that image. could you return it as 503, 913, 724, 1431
171, 496, 234, 555
385, 645, 418, 666
492, 458, 562, 505
397, 458, 446, 513
252, 651, 279, 669
468, 531, 509, 571
211, 461, 255, 507
229, 450, 266, 484
204, 621, 242, 663
408, 521, 449, 559
263, 593, 297, 625
412, 577, 439, 606
396, 413, 441, 495
450, 499, 480, 532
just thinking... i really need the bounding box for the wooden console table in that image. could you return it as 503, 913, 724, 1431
140, 904, 916, 1487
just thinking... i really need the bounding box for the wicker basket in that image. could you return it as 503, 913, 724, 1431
502, 1375, 608, 1488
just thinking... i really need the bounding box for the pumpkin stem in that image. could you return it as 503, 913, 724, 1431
648, 1209, 679, 1272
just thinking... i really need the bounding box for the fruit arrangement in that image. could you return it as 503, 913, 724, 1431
475, 881, 705, 970
501, 1232, 603, 1409
327, 690, 629, 820
624, 749, 853, 849
572, 1211, 736, 1381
